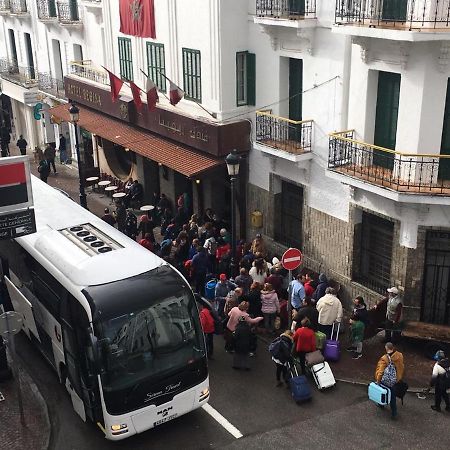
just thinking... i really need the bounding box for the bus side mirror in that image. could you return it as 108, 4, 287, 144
87, 330, 102, 375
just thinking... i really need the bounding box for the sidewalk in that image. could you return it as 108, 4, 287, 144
0, 349, 50, 450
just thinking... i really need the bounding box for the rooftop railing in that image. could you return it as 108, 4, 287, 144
38, 72, 65, 99
335, 0, 450, 30
10, 0, 27, 13
56, 0, 81, 23
256, 0, 316, 18
0, 58, 37, 87
69, 60, 109, 85
329, 130, 450, 195
0, 0, 10, 12
37, 0, 57, 19
256, 111, 313, 154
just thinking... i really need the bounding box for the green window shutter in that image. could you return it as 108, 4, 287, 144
118, 37, 133, 81
182, 48, 201, 102
246, 52, 256, 106
146, 42, 166, 92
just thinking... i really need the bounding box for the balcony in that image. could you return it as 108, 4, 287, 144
38, 72, 65, 99
0, 58, 38, 88
56, 0, 82, 25
254, 0, 317, 51
37, 0, 57, 21
0, 0, 10, 14
334, 0, 450, 41
10, 0, 28, 14
255, 111, 313, 162
69, 60, 108, 85
328, 130, 450, 200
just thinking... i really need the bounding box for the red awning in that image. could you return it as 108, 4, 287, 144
49, 104, 224, 178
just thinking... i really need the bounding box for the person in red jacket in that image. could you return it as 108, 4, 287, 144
293, 318, 316, 374
200, 305, 215, 359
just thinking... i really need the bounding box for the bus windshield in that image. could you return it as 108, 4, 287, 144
84, 266, 207, 414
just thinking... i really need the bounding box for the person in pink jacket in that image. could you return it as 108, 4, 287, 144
260, 283, 280, 334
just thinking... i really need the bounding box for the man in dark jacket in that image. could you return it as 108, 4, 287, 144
312, 273, 329, 303
114, 201, 126, 232
44, 143, 57, 174
16, 135, 27, 155
293, 297, 319, 331
191, 247, 211, 296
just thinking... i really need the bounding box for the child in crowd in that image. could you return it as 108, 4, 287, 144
349, 314, 365, 360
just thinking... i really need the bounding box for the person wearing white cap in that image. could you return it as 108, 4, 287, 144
385, 286, 403, 343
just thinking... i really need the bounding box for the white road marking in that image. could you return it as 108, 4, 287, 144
283, 256, 302, 263
201, 403, 243, 439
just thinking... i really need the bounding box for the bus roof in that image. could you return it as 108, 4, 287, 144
15, 176, 166, 287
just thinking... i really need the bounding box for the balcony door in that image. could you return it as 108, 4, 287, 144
382, 0, 407, 22
24, 33, 35, 80
289, 0, 305, 15
8, 29, 18, 67
439, 79, 450, 180
289, 58, 302, 142
373, 71, 400, 170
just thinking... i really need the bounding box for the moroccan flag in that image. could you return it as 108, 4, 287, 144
119, 0, 156, 38
102, 67, 124, 102
0, 162, 28, 207
146, 77, 159, 111
169, 79, 184, 106
130, 81, 143, 111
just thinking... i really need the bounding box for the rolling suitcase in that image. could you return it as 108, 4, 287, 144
310, 361, 336, 390
323, 322, 341, 362
368, 382, 391, 405
288, 362, 312, 403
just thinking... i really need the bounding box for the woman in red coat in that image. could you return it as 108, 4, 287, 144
293, 318, 316, 374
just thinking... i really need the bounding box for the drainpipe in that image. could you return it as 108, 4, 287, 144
340, 35, 351, 131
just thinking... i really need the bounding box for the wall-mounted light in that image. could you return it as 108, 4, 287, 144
124, 147, 130, 152
158, 162, 163, 167
195, 179, 201, 184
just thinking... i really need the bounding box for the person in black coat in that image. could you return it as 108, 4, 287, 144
244, 282, 263, 319
312, 273, 329, 303
293, 297, 319, 331
232, 317, 252, 370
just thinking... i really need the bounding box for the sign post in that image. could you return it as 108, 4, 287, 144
282, 248, 303, 330
0, 311, 25, 425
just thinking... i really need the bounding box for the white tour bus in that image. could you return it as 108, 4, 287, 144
0, 176, 209, 440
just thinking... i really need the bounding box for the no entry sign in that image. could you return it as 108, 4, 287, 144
282, 248, 303, 271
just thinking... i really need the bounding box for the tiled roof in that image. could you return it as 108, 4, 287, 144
49, 104, 224, 178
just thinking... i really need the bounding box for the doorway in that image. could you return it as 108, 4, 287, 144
289, 58, 303, 142
24, 33, 35, 80
439, 79, 450, 180
373, 71, 401, 170
382, 0, 407, 22
8, 29, 18, 67
422, 231, 450, 325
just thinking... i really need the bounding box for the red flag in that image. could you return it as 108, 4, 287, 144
103, 67, 124, 102
146, 77, 159, 111
130, 81, 143, 111
169, 80, 184, 106
119, 0, 156, 38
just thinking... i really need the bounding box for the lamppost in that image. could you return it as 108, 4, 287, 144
225, 150, 241, 278
68, 102, 87, 209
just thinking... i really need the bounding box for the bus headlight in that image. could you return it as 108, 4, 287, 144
199, 387, 210, 401
111, 423, 128, 435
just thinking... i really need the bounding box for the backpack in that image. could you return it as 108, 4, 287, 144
381, 354, 397, 388
38, 159, 49, 173
268, 336, 290, 363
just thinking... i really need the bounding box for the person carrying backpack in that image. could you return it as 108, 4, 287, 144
430, 350, 450, 413
269, 330, 294, 387
375, 342, 404, 419
37, 158, 51, 183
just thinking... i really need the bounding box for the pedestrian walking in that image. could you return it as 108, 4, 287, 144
384, 287, 403, 343
59, 134, 67, 164
37, 158, 51, 183
260, 282, 280, 334
375, 342, 405, 419
430, 350, 450, 413
200, 304, 215, 359
269, 330, 294, 387
316, 287, 343, 339
114, 201, 127, 233
16, 135, 28, 156
44, 143, 57, 174
0, 125, 10, 156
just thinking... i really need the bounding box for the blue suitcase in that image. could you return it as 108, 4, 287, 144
368, 382, 391, 405
288, 363, 312, 403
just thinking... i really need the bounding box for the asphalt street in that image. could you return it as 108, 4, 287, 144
15, 332, 450, 450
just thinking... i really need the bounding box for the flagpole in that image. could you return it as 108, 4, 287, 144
140, 69, 169, 102
155, 69, 217, 119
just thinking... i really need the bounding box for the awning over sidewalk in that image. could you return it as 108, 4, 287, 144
49, 104, 224, 178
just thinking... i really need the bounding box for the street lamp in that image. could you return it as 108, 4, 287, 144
225, 150, 241, 278
68, 102, 87, 209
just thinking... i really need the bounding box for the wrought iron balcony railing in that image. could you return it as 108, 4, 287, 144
10, 0, 27, 13
57, 0, 81, 23
335, 0, 450, 31
0, 0, 10, 12
0, 58, 37, 87
69, 60, 109, 85
256, 111, 313, 154
38, 72, 65, 98
256, 0, 316, 18
37, 0, 57, 19
329, 130, 450, 195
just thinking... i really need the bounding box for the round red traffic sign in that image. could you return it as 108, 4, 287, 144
281, 248, 303, 271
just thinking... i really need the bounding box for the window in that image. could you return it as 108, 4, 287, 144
118, 37, 133, 81
236, 51, 255, 106
146, 42, 166, 92
182, 48, 201, 102
357, 212, 394, 293
274, 181, 303, 248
